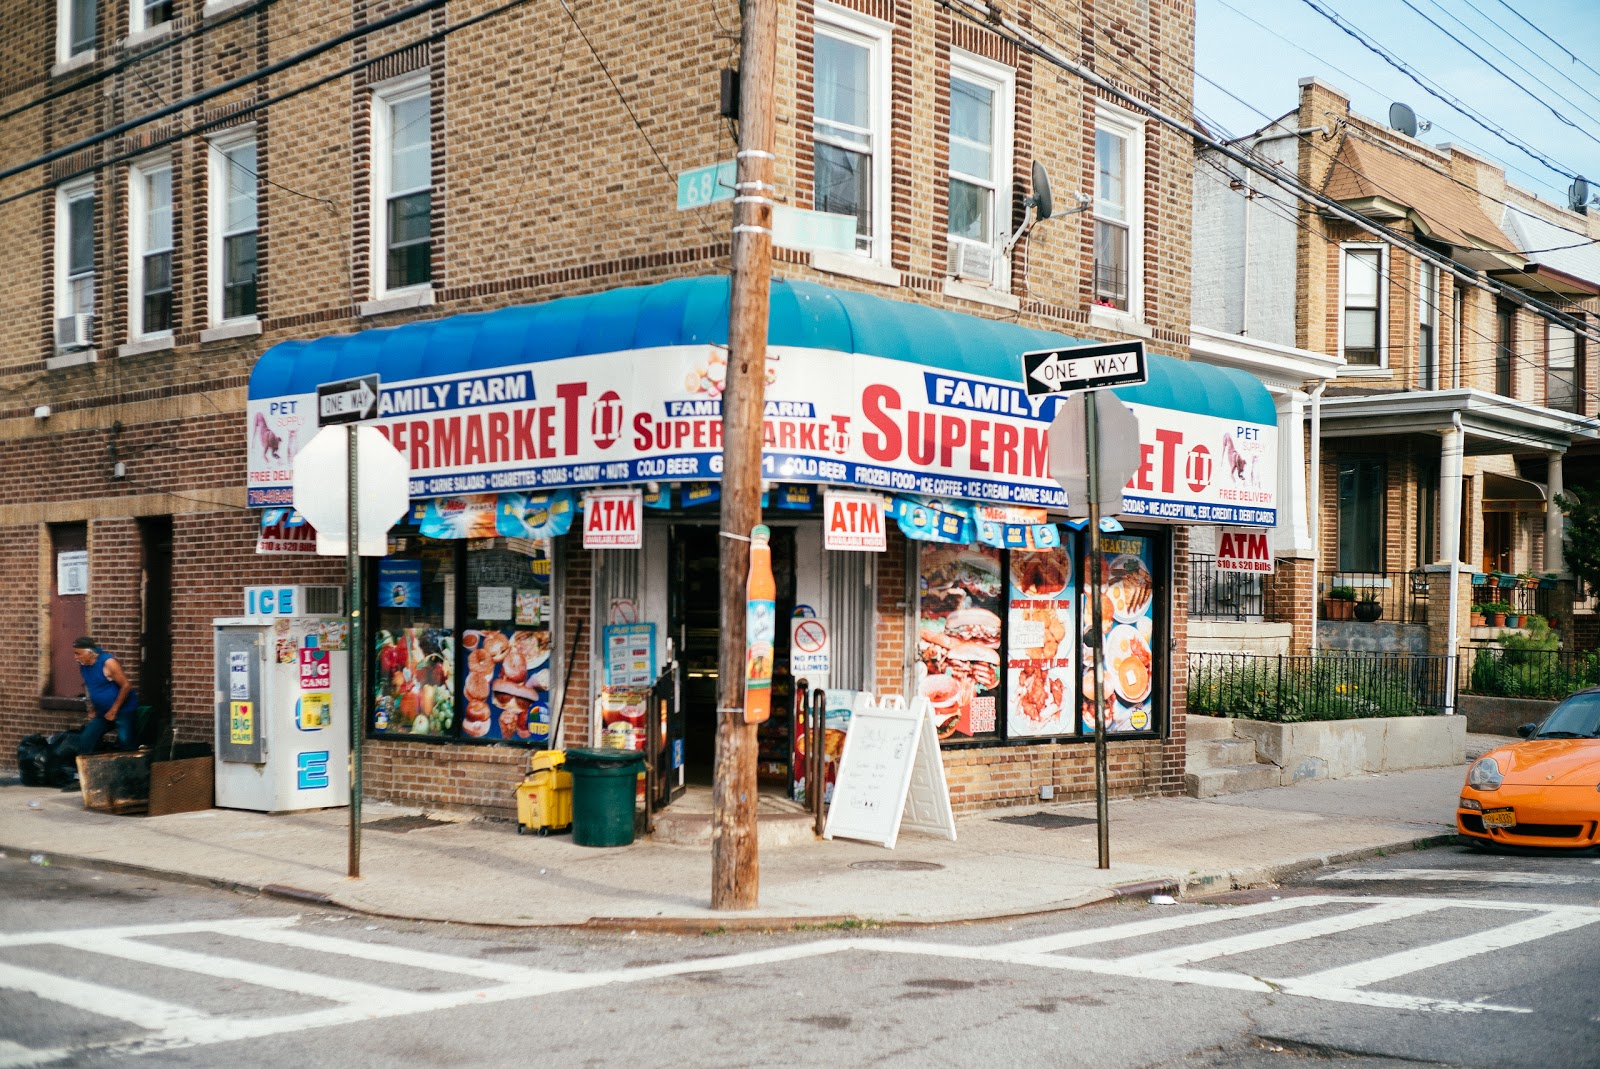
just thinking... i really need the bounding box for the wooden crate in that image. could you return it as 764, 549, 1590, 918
148, 757, 214, 816
76, 751, 150, 815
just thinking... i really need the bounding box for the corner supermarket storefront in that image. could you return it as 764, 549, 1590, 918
247, 277, 1277, 817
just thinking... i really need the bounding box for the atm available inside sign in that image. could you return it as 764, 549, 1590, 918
1215, 527, 1272, 573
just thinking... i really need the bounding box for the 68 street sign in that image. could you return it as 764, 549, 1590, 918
1022, 340, 1147, 396
317, 374, 380, 426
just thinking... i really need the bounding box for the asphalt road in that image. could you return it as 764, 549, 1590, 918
1, 842, 1597, 1068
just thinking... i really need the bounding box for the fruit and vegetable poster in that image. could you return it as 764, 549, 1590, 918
1081, 534, 1156, 733
916, 544, 1002, 741
1006, 546, 1077, 738
373, 626, 455, 736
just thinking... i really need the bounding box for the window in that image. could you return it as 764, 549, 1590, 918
946, 54, 1012, 286
1092, 104, 1143, 314
130, 0, 172, 34
55, 180, 95, 345
1418, 261, 1437, 389
209, 133, 258, 322
372, 79, 432, 295
1416, 458, 1439, 566
58, 0, 96, 61
812, 8, 888, 261
1341, 246, 1383, 366
1495, 301, 1514, 396
129, 159, 173, 336
1451, 283, 1464, 389
1547, 321, 1580, 413
1337, 455, 1385, 573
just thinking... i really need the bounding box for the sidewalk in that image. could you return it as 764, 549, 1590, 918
0, 760, 1469, 929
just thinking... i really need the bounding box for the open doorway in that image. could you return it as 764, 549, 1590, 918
669, 523, 795, 785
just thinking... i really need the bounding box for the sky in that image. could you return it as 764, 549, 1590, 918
1194, 0, 1600, 208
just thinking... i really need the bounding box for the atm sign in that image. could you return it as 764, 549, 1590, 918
823, 490, 886, 552
582, 489, 643, 549
1216, 527, 1272, 574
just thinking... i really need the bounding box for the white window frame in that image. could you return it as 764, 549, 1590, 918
1546, 319, 1579, 414
128, 0, 173, 37
54, 178, 96, 328
1417, 259, 1438, 390
1091, 100, 1145, 321
128, 155, 174, 340
56, 0, 97, 65
946, 50, 1014, 290
1338, 242, 1388, 372
812, 3, 892, 266
369, 73, 433, 300
207, 126, 259, 326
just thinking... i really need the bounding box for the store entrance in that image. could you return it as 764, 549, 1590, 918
669, 523, 796, 786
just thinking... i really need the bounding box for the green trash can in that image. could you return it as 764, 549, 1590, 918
566, 747, 646, 847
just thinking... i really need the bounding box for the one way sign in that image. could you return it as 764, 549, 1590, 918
317, 374, 381, 426
1021, 340, 1146, 396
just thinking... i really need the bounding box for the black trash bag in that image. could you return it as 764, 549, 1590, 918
16, 735, 49, 787
45, 731, 82, 791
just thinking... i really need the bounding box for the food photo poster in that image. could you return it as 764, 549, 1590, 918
916, 545, 1003, 741
1080, 534, 1156, 733
1006, 546, 1077, 738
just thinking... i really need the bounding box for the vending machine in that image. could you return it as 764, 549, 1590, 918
213, 607, 351, 813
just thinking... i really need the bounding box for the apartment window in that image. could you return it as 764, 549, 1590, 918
1451, 283, 1464, 390
130, 0, 173, 34
1495, 301, 1514, 396
1093, 105, 1142, 313
1416, 458, 1439, 566
129, 159, 173, 336
1547, 321, 1580, 413
55, 181, 95, 346
1337, 455, 1386, 573
372, 79, 432, 294
946, 54, 1012, 286
1341, 246, 1383, 367
58, 0, 96, 61
209, 133, 258, 322
1418, 261, 1437, 389
812, 8, 888, 260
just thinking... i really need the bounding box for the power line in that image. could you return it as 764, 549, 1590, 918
1293, 0, 1581, 182
1441, 0, 1600, 116
1490, 0, 1600, 93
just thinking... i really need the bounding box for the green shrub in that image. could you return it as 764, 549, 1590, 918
1188, 658, 1431, 722
1327, 586, 1357, 601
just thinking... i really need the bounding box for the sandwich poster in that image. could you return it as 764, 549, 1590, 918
1005, 546, 1077, 738
1081, 534, 1156, 733
915, 544, 1002, 741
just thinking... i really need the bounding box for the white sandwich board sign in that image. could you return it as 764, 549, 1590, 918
823, 694, 958, 849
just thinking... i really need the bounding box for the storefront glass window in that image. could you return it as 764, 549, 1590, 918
463, 541, 554, 743
373, 543, 455, 737
916, 544, 1003, 743
1006, 546, 1076, 737
1081, 534, 1156, 734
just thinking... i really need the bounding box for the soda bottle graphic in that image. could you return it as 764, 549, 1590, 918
744, 524, 776, 724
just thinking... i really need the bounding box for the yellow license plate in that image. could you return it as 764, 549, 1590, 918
1482, 808, 1516, 828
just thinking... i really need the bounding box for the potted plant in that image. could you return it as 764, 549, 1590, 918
1323, 585, 1357, 621
1504, 611, 1521, 628
1485, 601, 1509, 627
1470, 605, 1487, 627
1518, 571, 1540, 589
1540, 573, 1557, 590
1354, 595, 1384, 622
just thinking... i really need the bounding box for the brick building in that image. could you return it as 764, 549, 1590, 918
3, 0, 1278, 822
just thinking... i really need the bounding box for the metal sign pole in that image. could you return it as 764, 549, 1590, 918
347, 423, 363, 880
1085, 397, 1110, 870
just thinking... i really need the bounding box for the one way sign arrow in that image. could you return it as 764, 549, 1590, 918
1021, 340, 1147, 397
317, 374, 381, 426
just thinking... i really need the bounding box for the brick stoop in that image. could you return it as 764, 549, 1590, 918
1184, 715, 1279, 798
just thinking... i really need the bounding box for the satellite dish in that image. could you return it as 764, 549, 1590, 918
1029, 161, 1053, 221
1570, 176, 1591, 215
1388, 102, 1418, 138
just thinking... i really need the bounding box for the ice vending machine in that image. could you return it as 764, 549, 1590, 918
214, 616, 351, 812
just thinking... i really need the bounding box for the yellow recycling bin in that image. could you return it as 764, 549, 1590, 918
514, 749, 573, 836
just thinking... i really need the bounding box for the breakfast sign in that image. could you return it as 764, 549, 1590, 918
247, 344, 1276, 526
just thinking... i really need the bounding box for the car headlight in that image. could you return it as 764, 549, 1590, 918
1467, 757, 1503, 791
1459, 796, 1482, 810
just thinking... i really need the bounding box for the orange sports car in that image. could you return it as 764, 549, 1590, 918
1457, 689, 1600, 850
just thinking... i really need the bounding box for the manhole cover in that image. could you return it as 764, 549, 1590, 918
849, 860, 944, 871
994, 812, 1096, 829
364, 815, 454, 833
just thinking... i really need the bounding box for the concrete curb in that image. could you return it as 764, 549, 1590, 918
2, 830, 1460, 934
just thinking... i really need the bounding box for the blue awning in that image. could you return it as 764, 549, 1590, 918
250, 276, 1276, 426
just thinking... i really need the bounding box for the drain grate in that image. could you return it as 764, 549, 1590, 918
363, 815, 454, 833
849, 860, 944, 871
994, 812, 1096, 830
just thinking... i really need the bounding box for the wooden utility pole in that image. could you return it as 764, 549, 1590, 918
712, 0, 776, 911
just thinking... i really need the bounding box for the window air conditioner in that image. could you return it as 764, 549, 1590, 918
55, 313, 94, 351
948, 240, 995, 284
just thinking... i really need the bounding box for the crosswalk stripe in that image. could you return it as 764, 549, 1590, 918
1288, 908, 1600, 990
223, 926, 562, 983
1321, 868, 1599, 886
999, 895, 1333, 955
0, 916, 296, 949
1108, 898, 1445, 970
0, 960, 212, 1031
56, 936, 427, 1007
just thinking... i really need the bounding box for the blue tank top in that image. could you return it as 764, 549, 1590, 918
81, 650, 136, 717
